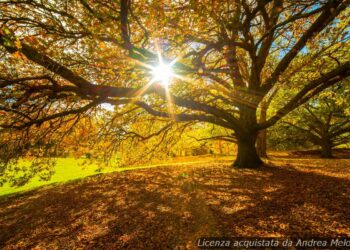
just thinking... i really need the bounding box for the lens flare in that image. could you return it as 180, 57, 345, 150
151, 63, 173, 87
126, 41, 190, 120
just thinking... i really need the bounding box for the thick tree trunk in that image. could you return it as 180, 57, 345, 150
233, 132, 263, 168
320, 141, 333, 158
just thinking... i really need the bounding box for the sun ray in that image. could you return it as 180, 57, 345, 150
125, 41, 193, 120
155, 40, 163, 65
164, 85, 176, 120
132, 78, 156, 98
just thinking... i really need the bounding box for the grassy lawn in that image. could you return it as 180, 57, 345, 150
0, 158, 116, 197
0, 156, 234, 197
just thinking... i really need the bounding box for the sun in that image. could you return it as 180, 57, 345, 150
129, 41, 189, 97
151, 62, 174, 87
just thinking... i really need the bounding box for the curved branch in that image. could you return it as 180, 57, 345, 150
132, 101, 234, 130
1, 97, 104, 130
259, 61, 350, 129
262, 0, 349, 93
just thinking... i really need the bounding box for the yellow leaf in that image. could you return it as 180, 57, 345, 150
14, 39, 22, 49
99, 42, 106, 49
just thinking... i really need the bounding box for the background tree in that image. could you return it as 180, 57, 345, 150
256, 88, 277, 157
279, 85, 350, 158
0, 0, 350, 170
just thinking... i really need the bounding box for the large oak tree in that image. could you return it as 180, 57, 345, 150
1, 0, 350, 168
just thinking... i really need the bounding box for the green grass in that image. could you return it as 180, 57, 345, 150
0, 156, 233, 197
0, 158, 117, 197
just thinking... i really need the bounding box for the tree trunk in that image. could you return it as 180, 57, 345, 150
257, 129, 267, 158
233, 132, 263, 168
320, 141, 333, 158
256, 89, 276, 158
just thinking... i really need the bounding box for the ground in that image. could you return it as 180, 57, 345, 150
0, 154, 350, 249
0, 156, 231, 197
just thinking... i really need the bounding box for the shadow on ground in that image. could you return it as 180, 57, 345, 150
1, 160, 350, 249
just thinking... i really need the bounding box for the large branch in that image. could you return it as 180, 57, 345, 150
0, 33, 138, 98
258, 61, 350, 129
282, 121, 321, 143
255, 4, 327, 46
330, 125, 350, 138
255, 0, 282, 77
188, 135, 237, 143
261, 0, 349, 93
151, 86, 240, 127
0, 31, 244, 131
120, 0, 132, 51
131, 101, 234, 130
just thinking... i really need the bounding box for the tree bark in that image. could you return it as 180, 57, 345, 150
257, 104, 268, 158
233, 132, 263, 168
320, 140, 333, 158
256, 88, 277, 158
257, 129, 267, 158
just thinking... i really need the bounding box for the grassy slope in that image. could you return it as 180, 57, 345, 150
0, 156, 233, 197
0, 158, 115, 196
0, 155, 350, 249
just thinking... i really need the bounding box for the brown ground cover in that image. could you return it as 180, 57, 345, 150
1, 155, 350, 249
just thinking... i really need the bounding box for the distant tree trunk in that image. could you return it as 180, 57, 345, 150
257, 129, 267, 158
256, 89, 276, 158
257, 102, 268, 158
320, 140, 333, 158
